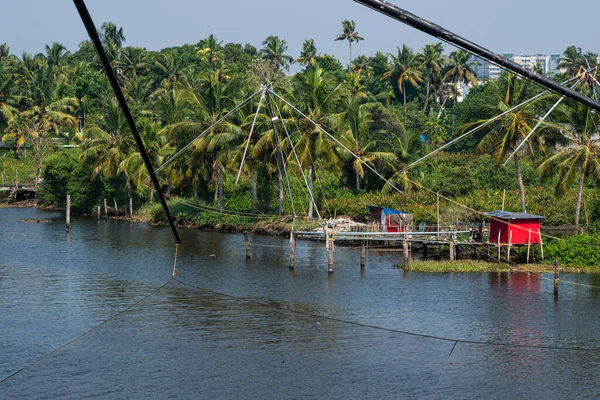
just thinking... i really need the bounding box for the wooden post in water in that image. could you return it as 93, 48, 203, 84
66, 195, 71, 232
327, 228, 334, 274
244, 233, 251, 260
554, 258, 560, 298
113, 198, 118, 217
526, 229, 532, 264
402, 235, 410, 265
538, 229, 544, 260
360, 242, 366, 269
104, 198, 108, 220
129, 198, 133, 221
449, 240, 455, 261
289, 232, 296, 270
97, 205, 100, 220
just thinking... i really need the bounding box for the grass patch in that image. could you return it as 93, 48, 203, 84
401, 260, 512, 273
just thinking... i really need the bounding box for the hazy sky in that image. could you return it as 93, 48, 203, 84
2, 0, 599, 64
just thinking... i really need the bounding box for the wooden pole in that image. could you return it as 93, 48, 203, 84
113, 198, 118, 217
403, 235, 410, 265
244, 233, 251, 260
129, 198, 133, 221
554, 258, 560, 298
360, 242, 366, 269
436, 192, 440, 239
289, 232, 296, 270
97, 205, 100, 220
538, 228, 544, 260
327, 229, 334, 274
507, 230, 513, 263
422, 243, 428, 260
501, 189, 506, 211
497, 230, 502, 263
104, 198, 108, 220
449, 240, 455, 261
527, 229, 532, 264
66, 195, 71, 232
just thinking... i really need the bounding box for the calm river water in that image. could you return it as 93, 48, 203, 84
1, 208, 600, 399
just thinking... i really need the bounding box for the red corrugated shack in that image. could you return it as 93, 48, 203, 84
486, 211, 544, 244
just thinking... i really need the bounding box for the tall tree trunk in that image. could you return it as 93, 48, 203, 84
193, 176, 198, 203
349, 42, 352, 70
423, 78, 431, 113
513, 153, 527, 213
575, 168, 585, 230
403, 82, 407, 125
218, 165, 224, 212
251, 168, 257, 211
307, 165, 314, 219
278, 169, 284, 215
356, 169, 361, 192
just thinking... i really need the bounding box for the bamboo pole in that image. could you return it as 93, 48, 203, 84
129, 198, 133, 221
436, 192, 440, 239
507, 230, 513, 263
104, 198, 108, 220
497, 230, 501, 263
97, 205, 100, 220
449, 240, 455, 261
66, 195, 71, 232
403, 235, 410, 265
113, 198, 118, 217
538, 228, 544, 260
501, 189, 506, 211
527, 229, 532, 264
327, 229, 334, 274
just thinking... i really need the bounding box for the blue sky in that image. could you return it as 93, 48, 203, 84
2, 0, 599, 64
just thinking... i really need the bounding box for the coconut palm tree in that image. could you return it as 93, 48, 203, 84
197, 34, 224, 70
538, 102, 600, 229
386, 45, 423, 123
443, 49, 478, 105
101, 22, 125, 61
154, 50, 193, 90
464, 73, 554, 212
558, 46, 585, 77
45, 42, 70, 70
417, 43, 447, 113
259, 36, 294, 73
335, 20, 364, 68
296, 39, 318, 70
283, 67, 345, 218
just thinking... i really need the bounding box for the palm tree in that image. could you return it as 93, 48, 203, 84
259, 36, 294, 73
558, 46, 585, 77
538, 102, 600, 229
335, 20, 364, 68
78, 100, 135, 196
296, 39, 318, 70
154, 50, 193, 90
386, 45, 423, 123
340, 100, 396, 191
100, 22, 125, 61
417, 43, 447, 112
45, 42, 70, 70
443, 50, 478, 105
283, 67, 345, 218
197, 34, 224, 70
464, 73, 554, 212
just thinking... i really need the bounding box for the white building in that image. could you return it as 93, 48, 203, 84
472, 53, 561, 80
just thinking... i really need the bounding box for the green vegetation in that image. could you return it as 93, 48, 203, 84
401, 260, 512, 273
543, 234, 600, 270
1, 23, 600, 246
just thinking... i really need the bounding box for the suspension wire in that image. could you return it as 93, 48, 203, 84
268, 89, 405, 194
264, 87, 298, 218
155, 89, 262, 175
173, 277, 599, 352
504, 78, 584, 166
0, 278, 175, 385
272, 95, 298, 217
236, 87, 266, 185
401, 74, 583, 174
268, 90, 323, 222
172, 244, 180, 277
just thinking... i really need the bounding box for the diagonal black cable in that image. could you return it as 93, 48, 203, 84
72, 0, 181, 245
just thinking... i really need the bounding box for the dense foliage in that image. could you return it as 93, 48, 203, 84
1, 25, 599, 234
